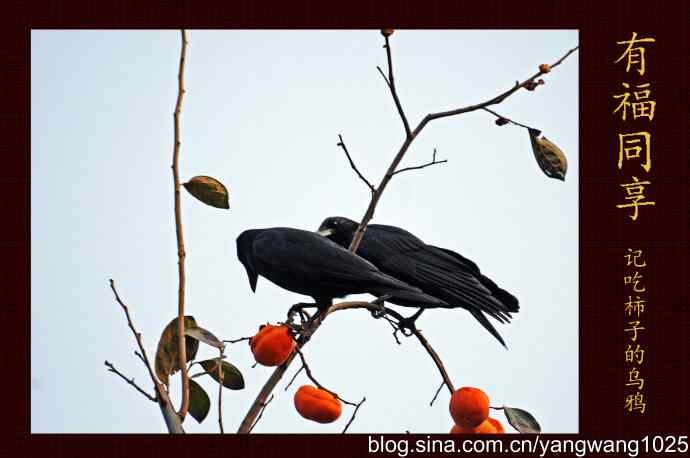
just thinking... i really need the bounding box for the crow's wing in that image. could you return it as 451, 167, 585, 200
364, 225, 517, 319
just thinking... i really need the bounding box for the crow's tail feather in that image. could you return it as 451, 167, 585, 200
469, 308, 508, 349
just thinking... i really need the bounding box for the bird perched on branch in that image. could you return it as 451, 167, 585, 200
317, 217, 519, 347
236, 227, 447, 310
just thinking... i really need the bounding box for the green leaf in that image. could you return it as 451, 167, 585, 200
154, 316, 199, 386
504, 406, 541, 433
527, 128, 568, 181
183, 175, 230, 209
200, 358, 245, 390
185, 326, 224, 350
188, 379, 211, 423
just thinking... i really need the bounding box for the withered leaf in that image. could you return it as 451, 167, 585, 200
504, 406, 541, 433
154, 316, 199, 386
527, 128, 568, 181
200, 358, 245, 390
183, 175, 230, 209
188, 379, 211, 423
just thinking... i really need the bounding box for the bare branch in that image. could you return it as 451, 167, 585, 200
108, 279, 185, 433
347, 45, 578, 253
342, 397, 367, 434
217, 347, 225, 433
482, 107, 537, 130
171, 29, 190, 420
379, 36, 412, 138
284, 365, 305, 391
422, 46, 579, 124
393, 148, 448, 176
429, 380, 445, 406
248, 394, 274, 433
337, 134, 375, 193
223, 336, 252, 344
109, 280, 160, 391
105, 360, 157, 402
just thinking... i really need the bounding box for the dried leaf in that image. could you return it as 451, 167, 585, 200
154, 316, 199, 386
183, 175, 230, 209
188, 379, 211, 423
185, 326, 224, 350
200, 358, 245, 390
504, 406, 541, 433
528, 128, 568, 181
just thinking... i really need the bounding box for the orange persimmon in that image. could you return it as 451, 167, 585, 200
294, 385, 342, 423
475, 417, 505, 434
449, 387, 490, 428
250, 324, 295, 366
450, 417, 505, 434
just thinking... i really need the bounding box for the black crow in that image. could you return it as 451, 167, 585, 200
236, 227, 447, 308
318, 217, 519, 347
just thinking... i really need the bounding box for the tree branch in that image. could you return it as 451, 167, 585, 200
248, 394, 274, 433
217, 347, 225, 433
108, 279, 185, 433
482, 107, 537, 130
392, 148, 448, 176
347, 45, 578, 253
171, 29, 190, 421
337, 134, 376, 193
104, 360, 157, 402
378, 35, 412, 138
342, 397, 366, 433
429, 380, 446, 407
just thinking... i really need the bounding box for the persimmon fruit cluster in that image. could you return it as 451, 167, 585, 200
249, 323, 295, 366
449, 387, 504, 434
294, 385, 342, 424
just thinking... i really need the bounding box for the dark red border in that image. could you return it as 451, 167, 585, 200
3, 1, 688, 456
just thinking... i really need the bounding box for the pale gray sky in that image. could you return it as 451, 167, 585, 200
31, 30, 578, 433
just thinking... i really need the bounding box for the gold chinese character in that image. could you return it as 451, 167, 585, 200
616, 176, 656, 220
625, 248, 647, 267
618, 132, 651, 172
613, 83, 656, 121
615, 32, 656, 76
624, 392, 646, 414
626, 367, 645, 390
624, 296, 646, 317
624, 320, 645, 341
625, 344, 645, 364
624, 271, 646, 292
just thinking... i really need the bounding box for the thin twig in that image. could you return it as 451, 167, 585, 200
295, 349, 357, 406
429, 380, 445, 406
108, 279, 184, 433
379, 35, 411, 137
284, 365, 305, 391
337, 134, 375, 193
248, 394, 274, 433
223, 336, 252, 344
327, 300, 455, 393
109, 280, 160, 392
171, 29, 190, 420
105, 360, 157, 402
218, 347, 225, 433
482, 107, 536, 130
342, 397, 367, 434
393, 148, 448, 176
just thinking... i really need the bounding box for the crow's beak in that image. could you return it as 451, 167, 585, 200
317, 228, 334, 237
